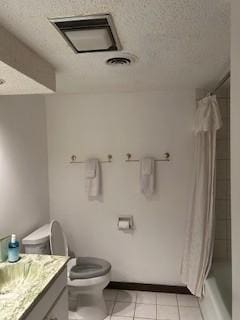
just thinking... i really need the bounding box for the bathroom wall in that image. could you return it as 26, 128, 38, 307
231, 2, 240, 318
46, 90, 195, 285
0, 95, 49, 240
214, 90, 231, 260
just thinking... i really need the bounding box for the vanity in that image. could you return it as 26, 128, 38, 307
0, 254, 69, 320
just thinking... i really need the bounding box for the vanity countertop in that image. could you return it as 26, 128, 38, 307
0, 254, 69, 320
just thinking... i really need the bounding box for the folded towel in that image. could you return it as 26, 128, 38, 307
85, 159, 97, 178
140, 157, 155, 196
141, 157, 153, 175
85, 159, 101, 199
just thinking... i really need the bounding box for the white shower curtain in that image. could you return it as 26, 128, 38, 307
181, 95, 222, 297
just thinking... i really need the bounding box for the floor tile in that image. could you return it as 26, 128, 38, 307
116, 290, 137, 303
103, 289, 118, 301
177, 294, 199, 307
112, 302, 135, 317
136, 291, 157, 304
135, 303, 156, 319
157, 305, 179, 320
179, 306, 203, 320
157, 293, 178, 306
111, 317, 133, 320
105, 301, 114, 315
69, 310, 83, 319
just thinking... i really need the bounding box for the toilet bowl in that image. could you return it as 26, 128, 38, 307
67, 258, 110, 320
22, 220, 111, 320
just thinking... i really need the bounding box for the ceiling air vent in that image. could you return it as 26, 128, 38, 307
49, 14, 121, 54
106, 57, 131, 65
106, 54, 137, 66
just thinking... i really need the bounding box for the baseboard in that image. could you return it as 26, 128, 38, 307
107, 281, 191, 294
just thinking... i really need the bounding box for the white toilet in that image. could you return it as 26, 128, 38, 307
22, 220, 111, 320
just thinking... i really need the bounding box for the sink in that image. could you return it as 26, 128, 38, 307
0, 254, 68, 320
0, 259, 43, 297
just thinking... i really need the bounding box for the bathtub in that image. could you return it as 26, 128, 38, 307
199, 261, 232, 320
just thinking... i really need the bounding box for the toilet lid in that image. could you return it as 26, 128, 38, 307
70, 257, 111, 280
49, 220, 68, 256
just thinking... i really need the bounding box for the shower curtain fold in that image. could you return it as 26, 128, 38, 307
181, 95, 222, 297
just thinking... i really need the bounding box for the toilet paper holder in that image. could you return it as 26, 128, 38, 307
118, 216, 134, 231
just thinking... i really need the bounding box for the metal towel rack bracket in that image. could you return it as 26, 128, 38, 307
125, 152, 170, 162
70, 154, 113, 164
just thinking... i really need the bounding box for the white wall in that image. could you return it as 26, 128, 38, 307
231, 2, 240, 318
0, 95, 49, 240
46, 90, 195, 285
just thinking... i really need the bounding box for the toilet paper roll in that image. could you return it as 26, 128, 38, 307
118, 219, 130, 230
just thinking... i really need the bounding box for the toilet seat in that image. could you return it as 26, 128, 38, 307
69, 257, 111, 280
49, 220, 111, 283
49, 220, 68, 256
48, 220, 111, 320
67, 258, 111, 288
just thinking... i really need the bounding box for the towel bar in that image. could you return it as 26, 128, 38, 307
70, 154, 113, 164
125, 153, 170, 162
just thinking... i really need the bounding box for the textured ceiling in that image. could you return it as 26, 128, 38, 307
0, 0, 230, 94
0, 24, 55, 95
0, 61, 54, 95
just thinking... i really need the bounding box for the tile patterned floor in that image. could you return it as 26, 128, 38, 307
103, 289, 204, 320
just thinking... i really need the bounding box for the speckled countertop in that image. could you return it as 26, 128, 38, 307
0, 254, 69, 320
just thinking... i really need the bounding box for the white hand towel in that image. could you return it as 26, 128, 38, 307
141, 157, 153, 175
85, 159, 101, 199
85, 158, 97, 178
140, 157, 155, 196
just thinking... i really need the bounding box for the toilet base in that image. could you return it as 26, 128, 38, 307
69, 290, 107, 320
68, 273, 110, 320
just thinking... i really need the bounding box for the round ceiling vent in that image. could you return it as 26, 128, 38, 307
106, 54, 137, 66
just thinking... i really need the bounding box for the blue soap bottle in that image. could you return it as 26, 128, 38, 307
8, 234, 19, 263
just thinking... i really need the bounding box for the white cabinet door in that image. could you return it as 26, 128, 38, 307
26, 268, 67, 320
45, 288, 68, 320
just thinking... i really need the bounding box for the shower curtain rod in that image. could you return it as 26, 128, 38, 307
197, 71, 230, 101
210, 71, 230, 95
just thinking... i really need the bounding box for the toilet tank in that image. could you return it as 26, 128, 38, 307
22, 224, 51, 254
